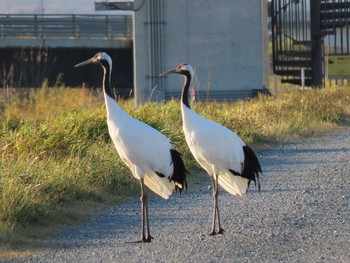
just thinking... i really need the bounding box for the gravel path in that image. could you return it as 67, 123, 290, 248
4, 129, 350, 263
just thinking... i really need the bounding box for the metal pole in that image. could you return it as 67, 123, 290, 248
301, 68, 305, 90
310, 0, 323, 87
271, 0, 276, 74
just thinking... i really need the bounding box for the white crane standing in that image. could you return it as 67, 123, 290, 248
75, 52, 187, 242
160, 63, 262, 235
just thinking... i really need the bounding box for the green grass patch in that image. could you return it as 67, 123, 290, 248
1, 84, 350, 252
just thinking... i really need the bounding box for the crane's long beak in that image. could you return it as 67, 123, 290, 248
159, 68, 177, 77
74, 57, 94, 68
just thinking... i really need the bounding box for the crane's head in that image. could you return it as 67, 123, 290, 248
75, 52, 112, 69
159, 63, 194, 78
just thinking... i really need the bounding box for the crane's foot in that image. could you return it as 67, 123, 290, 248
125, 239, 152, 243
143, 235, 154, 242
208, 228, 225, 236
124, 235, 153, 243
217, 228, 225, 234
208, 230, 217, 236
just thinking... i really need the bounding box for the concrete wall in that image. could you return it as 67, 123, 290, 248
134, 0, 269, 104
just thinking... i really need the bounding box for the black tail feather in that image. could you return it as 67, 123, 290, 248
170, 149, 189, 192
242, 145, 262, 191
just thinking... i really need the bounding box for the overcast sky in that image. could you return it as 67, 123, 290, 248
0, 0, 131, 15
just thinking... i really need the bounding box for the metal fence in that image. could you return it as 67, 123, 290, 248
322, 1, 350, 55
0, 14, 132, 40
271, 0, 350, 86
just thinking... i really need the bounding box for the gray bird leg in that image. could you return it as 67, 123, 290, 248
209, 174, 224, 235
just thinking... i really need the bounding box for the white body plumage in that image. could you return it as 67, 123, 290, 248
105, 95, 179, 199
181, 105, 249, 196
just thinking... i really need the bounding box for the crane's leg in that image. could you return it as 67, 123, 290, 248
125, 179, 152, 243
209, 174, 224, 235
215, 174, 224, 234
144, 194, 153, 242
209, 175, 217, 235
140, 179, 147, 242
139, 179, 153, 242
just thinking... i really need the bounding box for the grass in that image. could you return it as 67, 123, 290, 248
1, 82, 350, 254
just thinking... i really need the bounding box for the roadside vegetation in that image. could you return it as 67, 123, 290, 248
1, 81, 350, 253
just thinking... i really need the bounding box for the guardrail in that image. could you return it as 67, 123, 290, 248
0, 14, 132, 40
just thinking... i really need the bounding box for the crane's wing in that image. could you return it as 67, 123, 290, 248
106, 101, 187, 199
183, 107, 252, 195
183, 107, 245, 174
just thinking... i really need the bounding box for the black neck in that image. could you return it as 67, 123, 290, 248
101, 60, 114, 99
181, 72, 192, 109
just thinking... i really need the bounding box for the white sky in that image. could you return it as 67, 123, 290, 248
0, 0, 132, 15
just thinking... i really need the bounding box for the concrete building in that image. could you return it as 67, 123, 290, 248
133, 0, 269, 104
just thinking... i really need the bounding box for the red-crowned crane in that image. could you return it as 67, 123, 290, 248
160, 63, 262, 235
75, 52, 187, 242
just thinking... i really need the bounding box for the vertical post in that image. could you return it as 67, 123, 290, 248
301, 68, 305, 90
271, 0, 276, 74
310, 0, 323, 87
274, 74, 278, 96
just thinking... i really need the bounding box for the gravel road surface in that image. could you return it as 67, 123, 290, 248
4, 129, 350, 262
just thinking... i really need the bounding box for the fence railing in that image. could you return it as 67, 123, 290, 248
0, 14, 132, 40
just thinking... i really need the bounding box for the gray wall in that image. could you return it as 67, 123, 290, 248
133, 0, 269, 104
